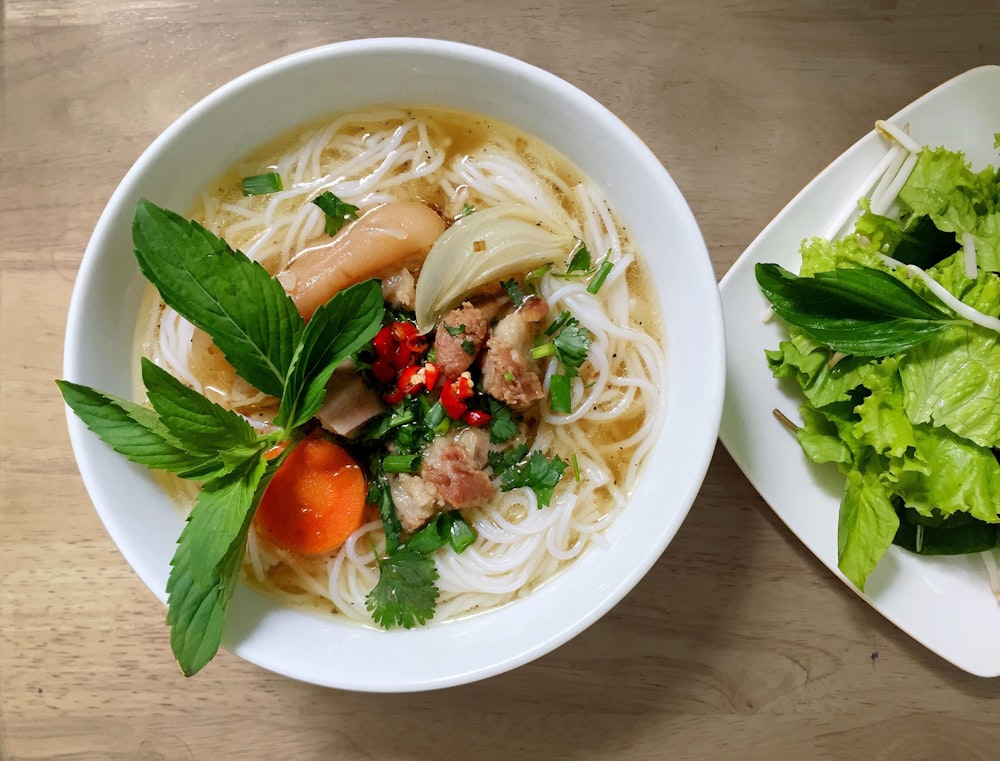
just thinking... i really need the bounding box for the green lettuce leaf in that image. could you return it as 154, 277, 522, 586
890, 426, 1000, 524
898, 147, 997, 236
900, 322, 1000, 448
837, 461, 900, 591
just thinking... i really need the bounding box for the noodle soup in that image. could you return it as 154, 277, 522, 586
138, 106, 666, 627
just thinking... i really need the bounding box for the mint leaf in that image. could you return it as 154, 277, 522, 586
141, 358, 258, 453
166, 451, 271, 676
365, 548, 439, 628
182, 452, 269, 588
56, 379, 206, 473
275, 279, 384, 430
132, 199, 303, 398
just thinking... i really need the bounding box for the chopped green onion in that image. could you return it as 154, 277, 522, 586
503, 370, 515, 383
461, 203, 476, 217
545, 309, 572, 336
549, 373, 572, 413
424, 400, 450, 436
587, 255, 614, 294
383, 453, 421, 474
240, 172, 283, 196
530, 342, 558, 360
447, 514, 477, 553
571, 452, 581, 482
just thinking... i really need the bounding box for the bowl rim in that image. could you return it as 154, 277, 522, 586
62, 36, 725, 691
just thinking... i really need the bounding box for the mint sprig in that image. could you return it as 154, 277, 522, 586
132, 200, 304, 398
59, 199, 384, 676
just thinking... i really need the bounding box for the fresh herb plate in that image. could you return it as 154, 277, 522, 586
719, 65, 1000, 678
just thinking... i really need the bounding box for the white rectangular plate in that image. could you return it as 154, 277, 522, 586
719, 65, 1000, 677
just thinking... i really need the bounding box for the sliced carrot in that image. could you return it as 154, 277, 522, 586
254, 431, 367, 555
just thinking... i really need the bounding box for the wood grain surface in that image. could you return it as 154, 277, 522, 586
2, 1, 999, 759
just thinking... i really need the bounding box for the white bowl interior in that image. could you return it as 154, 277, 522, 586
63, 38, 724, 691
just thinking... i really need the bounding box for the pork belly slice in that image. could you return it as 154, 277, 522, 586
480, 295, 548, 410
314, 360, 385, 437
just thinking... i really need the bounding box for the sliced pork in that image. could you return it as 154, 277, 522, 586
479, 295, 548, 410
420, 427, 494, 509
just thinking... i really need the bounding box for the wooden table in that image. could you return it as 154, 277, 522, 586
3, 1, 999, 758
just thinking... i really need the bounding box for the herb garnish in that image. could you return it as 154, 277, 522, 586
312, 191, 359, 236
58, 199, 383, 676
755, 262, 960, 356
240, 172, 283, 196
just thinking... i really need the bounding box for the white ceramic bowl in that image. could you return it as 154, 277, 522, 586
63, 38, 724, 691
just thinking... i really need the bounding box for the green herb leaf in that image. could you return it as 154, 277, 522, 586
500, 277, 528, 308
552, 318, 591, 377
166, 451, 271, 676
275, 279, 383, 430
140, 358, 258, 454
181, 452, 269, 588
365, 547, 439, 629
132, 199, 303, 398
311, 191, 359, 236
404, 512, 476, 555
56, 379, 206, 474
487, 399, 518, 444
487, 442, 529, 475
566, 241, 591, 273
755, 262, 958, 355
498, 449, 568, 507
367, 469, 402, 554
240, 172, 283, 196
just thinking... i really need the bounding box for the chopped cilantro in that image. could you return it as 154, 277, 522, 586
444, 323, 466, 336
487, 399, 519, 444
311, 191, 359, 236
500, 277, 528, 308
487, 442, 529, 475
552, 318, 591, 377
498, 450, 568, 507
365, 548, 439, 629
566, 241, 592, 273
461, 338, 476, 355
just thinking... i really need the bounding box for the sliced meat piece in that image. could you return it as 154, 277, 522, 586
420, 427, 494, 508
314, 360, 385, 437
433, 302, 490, 378
479, 296, 548, 410
388, 472, 443, 532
